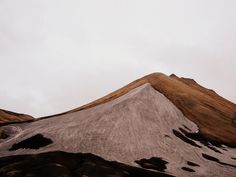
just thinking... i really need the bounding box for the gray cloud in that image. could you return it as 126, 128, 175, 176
0, 0, 235, 117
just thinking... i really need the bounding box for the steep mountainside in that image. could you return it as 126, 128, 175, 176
42, 73, 236, 146
0, 84, 235, 177
0, 72, 235, 177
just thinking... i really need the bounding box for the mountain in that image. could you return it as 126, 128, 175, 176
0, 109, 33, 125
42, 72, 236, 146
0, 73, 235, 177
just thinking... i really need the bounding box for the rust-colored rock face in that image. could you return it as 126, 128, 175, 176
148, 73, 236, 146
0, 109, 33, 125
54, 73, 235, 146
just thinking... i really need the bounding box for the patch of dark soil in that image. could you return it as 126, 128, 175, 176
9, 134, 53, 150
181, 167, 195, 172
172, 129, 201, 148
135, 157, 168, 172
178, 128, 223, 153
187, 161, 200, 167
202, 153, 236, 168
0, 151, 175, 177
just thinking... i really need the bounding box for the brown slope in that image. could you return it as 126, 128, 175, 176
0, 109, 33, 125
170, 74, 236, 110
42, 72, 236, 146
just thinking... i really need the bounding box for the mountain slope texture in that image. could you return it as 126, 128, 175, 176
0, 72, 235, 177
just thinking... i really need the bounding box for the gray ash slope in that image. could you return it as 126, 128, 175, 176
0, 84, 235, 177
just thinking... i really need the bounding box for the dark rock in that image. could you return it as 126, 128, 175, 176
0, 151, 175, 177
186, 161, 200, 167
135, 157, 168, 172
182, 125, 191, 131
178, 128, 223, 153
172, 129, 201, 148
181, 167, 195, 172
202, 153, 236, 168
9, 134, 53, 150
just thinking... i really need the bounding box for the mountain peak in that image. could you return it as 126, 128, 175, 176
1, 72, 236, 146
54, 72, 235, 146
0, 72, 236, 177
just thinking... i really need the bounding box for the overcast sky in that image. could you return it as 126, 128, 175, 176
0, 0, 236, 117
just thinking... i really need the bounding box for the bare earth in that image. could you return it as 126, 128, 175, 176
0, 84, 235, 177
41, 73, 236, 146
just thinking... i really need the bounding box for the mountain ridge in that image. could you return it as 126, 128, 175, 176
1, 83, 235, 177
40, 72, 236, 146
1, 75, 236, 177
0, 109, 33, 125
1, 72, 236, 146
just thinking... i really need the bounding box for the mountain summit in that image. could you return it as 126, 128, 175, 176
42, 72, 236, 146
0, 73, 235, 177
